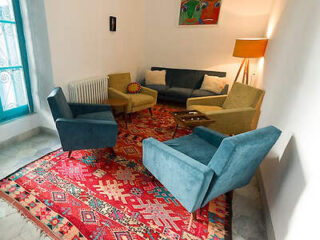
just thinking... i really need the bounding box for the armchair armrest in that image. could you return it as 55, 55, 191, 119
140, 86, 158, 103
194, 126, 227, 147
56, 118, 118, 150
143, 138, 214, 212
206, 107, 257, 134
69, 103, 111, 117
187, 95, 228, 109
207, 107, 256, 119
108, 87, 130, 100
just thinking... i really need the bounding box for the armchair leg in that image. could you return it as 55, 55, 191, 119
192, 211, 197, 221
148, 108, 153, 116
110, 147, 116, 155
128, 113, 132, 123
68, 151, 73, 158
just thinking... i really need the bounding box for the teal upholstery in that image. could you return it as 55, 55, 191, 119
47, 87, 73, 120
47, 87, 118, 151
76, 111, 115, 122
165, 134, 218, 165
143, 126, 281, 213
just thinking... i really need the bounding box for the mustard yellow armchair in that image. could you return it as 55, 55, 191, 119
108, 73, 157, 117
187, 82, 265, 135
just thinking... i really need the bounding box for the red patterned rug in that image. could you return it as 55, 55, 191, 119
0, 105, 232, 240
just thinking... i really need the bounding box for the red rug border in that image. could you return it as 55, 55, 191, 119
0, 190, 59, 240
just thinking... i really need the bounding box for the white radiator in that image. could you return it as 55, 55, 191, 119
68, 76, 108, 104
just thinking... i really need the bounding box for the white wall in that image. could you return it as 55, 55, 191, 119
145, 0, 274, 86
258, 0, 320, 239
44, 0, 146, 98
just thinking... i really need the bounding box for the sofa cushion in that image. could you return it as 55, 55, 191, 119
127, 82, 141, 94
128, 93, 154, 107
76, 111, 115, 122
145, 85, 169, 94
165, 134, 218, 165
189, 105, 223, 115
191, 89, 218, 97
200, 75, 227, 94
145, 70, 166, 85
165, 87, 193, 99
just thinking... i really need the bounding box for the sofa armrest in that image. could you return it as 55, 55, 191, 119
139, 78, 146, 86
187, 95, 228, 109
221, 84, 229, 95
56, 118, 118, 150
140, 86, 158, 101
143, 137, 214, 212
69, 103, 111, 116
194, 126, 227, 147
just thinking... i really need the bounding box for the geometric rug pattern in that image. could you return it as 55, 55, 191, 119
0, 105, 232, 240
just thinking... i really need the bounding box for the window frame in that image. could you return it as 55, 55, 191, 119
0, 0, 33, 123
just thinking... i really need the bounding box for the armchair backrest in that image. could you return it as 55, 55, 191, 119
223, 82, 265, 109
108, 73, 131, 93
202, 126, 281, 206
47, 87, 73, 121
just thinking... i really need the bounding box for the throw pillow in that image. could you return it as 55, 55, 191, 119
145, 70, 166, 85
200, 75, 227, 93
127, 82, 141, 94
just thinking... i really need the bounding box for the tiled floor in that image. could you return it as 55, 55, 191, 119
0, 133, 267, 240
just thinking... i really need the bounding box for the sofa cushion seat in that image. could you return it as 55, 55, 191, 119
145, 85, 169, 94
191, 89, 218, 97
164, 134, 218, 165
165, 87, 193, 99
189, 105, 223, 115
127, 93, 154, 107
76, 111, 115, 122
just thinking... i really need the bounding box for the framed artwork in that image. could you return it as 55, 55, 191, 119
179, 0, 222, 25
110, 16, 116, 32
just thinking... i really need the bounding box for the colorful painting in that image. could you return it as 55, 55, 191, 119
179, 0, 222, 25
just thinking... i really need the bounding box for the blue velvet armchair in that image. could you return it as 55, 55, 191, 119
47, 87, 118, 157
143, 126, 281, 217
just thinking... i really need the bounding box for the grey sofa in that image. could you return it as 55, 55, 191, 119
141, 67, 228, 104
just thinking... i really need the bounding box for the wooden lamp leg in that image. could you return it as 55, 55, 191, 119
242, 59, 247, 84
246, 59, 250, 85
234, 58, 246, 83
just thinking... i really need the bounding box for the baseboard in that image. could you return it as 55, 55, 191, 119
0, 127, 41, 149
40, 126, 58, 136
0, 126, 58, 149
257, 168, 276, 240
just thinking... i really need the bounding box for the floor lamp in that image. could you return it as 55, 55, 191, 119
233, 38, 268, 85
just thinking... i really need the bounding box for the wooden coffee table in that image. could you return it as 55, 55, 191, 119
103, 98, 128, 128
170, 110, 215, 138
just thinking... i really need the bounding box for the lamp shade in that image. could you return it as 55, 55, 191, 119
233, 38, 268, 58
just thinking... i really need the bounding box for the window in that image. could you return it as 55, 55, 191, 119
0, 0, 32, 122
